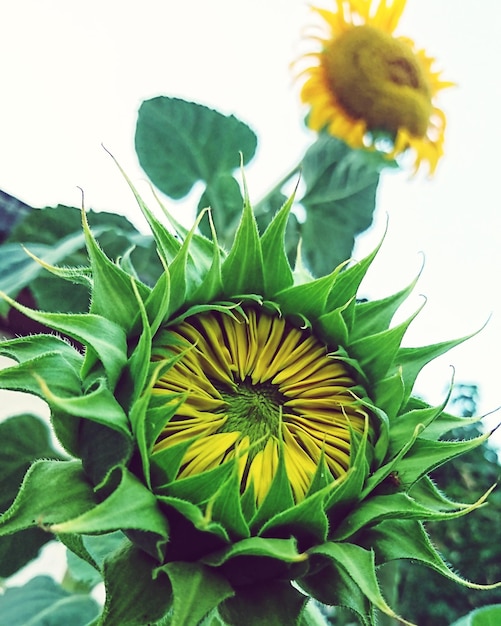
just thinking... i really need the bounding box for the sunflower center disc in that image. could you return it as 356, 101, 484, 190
219, 379, 283, 445
323, 24, 432, 136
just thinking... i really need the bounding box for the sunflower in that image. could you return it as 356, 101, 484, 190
298, 0, 453, 173
0, 173, 497, 625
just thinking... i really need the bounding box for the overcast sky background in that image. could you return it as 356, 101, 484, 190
1, 0, 500, 435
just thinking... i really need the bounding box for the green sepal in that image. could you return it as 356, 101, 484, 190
101, 540, 172, 626
0, 460, 95, 534
219, 579, 308, 626
126, 283, 153, 413
158, 495, 230, 547
397, 331, 479, 408
0, 333, 82, 373
351, 271, 421, 341
165, 209, 212, 317
361, 423, 423, 499
250, 441, 294, 532
331, 488, 493, 542
409, 475, 477, 512
327, 243, 382, 323
161, 561, 234, 626
404, 396, 483, 440
388, 397, 449, 458
38, 376, 131, 439
82, 208, 150, 332
143, 270, 171, 337
209, 467, 251, 541
0, 292, 127, 388
259, 485, 331, 547
58, 532, 101, 573
151, 187, 222, 291
316, 303, 351, 347
51, 468, 169, 555
305, 452, 334, 497
299, 559, 373, 626
397, 431, 490, 487
349, 301, 424, 384
307, 542, 411, 624
275, 269, 342, 325
189, 211, 224, 305
150, 436, 195, 488
360, 518, 501, 591
221, 190, 265, 296
106, 151, 184, 269
325, 418, 370, 516
202, 536, 306, 568
0, 336, 82, 401
162, 459, 236, 507
260, 193, 295, 296
372, 369, 405, 420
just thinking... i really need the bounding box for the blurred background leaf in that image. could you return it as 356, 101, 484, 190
298, 134, 386, 276
0, 576, 100, 626
0, 414, 65, 578
135, 97, 257, 236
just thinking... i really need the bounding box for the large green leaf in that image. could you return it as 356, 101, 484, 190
0, 576, 100, 626
135, 96, 257, 199
299, 134, 381, 276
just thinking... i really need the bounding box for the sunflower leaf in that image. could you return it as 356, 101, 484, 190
299, 135, 380, 277
135, 96, 257, 199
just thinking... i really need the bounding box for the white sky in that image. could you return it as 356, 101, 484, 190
1, 0, 500, 439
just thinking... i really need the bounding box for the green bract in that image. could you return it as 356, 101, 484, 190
0, 164, 497, 626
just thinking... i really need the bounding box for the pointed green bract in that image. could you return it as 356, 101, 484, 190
0, 171, 495, 626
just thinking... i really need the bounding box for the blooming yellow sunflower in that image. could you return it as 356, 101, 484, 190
298, 0, 454, 173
